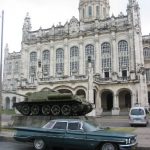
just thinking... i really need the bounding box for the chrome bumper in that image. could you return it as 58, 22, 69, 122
119, 142, 138, 150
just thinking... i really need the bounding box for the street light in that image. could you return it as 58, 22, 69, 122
0, 10, 4, 131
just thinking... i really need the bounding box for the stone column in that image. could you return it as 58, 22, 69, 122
95, 35, 100, 74
129, 31, 136, 80
79, 36, 84, 75
129, 32, 135, 71
112, 94, 120, 115
64, 39, 69, 76
10, 98, 13, 109
50, 43, 54, 77
87, 61, 95, 116
111, 32, 118, 80
131, 92, 136, 107
96, 91, 103, 116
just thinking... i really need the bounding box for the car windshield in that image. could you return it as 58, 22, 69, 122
131, 108, 144, 115
83, 121, 102, 132
42, 120, 55, 129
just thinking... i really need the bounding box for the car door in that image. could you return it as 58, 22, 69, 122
45, 121, 67, 148
64, 121, 87, 150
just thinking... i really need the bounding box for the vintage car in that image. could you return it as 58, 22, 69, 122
14, 119, 137, 150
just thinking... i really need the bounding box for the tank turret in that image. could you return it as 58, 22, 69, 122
13, 90, 93, 116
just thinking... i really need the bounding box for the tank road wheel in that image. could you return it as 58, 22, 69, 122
101, 142, 118, 150
61, 105, 71, 116
31, 105, 40, 115
72, 104, 79, 115
33, 139, 46, 150
21, 104, 30, 116
51, 105, 60, 116
42, 105, 51, 115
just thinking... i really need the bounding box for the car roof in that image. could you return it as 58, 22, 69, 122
130, 106, 145, 109
51, 118, 83, 122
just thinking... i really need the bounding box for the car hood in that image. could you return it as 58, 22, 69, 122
87, 129, 135, 138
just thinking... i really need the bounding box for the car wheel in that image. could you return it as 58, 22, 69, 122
33, 139, 46, 150
42, 105, 51, 115
101, 142, 118, 150
51, 105, 60, 116
130, 124, 133, 127
31, 105, 40, 115
21, 104, 30, 116
61, 105, 71, 116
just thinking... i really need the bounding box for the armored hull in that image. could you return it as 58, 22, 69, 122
13, 91, 93, 116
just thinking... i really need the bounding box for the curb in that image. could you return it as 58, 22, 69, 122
0, 136, 14, 142
137, 148, 150, 150
0, 135, 150, 150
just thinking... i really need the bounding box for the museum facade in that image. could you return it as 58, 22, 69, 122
2, 0, 150, 115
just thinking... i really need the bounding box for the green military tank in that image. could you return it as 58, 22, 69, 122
13, 90, 93, 116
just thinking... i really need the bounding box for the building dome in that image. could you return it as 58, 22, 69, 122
79, 0, 110, 22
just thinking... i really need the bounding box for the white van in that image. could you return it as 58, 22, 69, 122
129, 106, 149, 127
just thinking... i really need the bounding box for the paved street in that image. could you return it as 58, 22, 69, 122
1, 115, 150, 150
95, 116, 150, 128
0, 142, 33, 150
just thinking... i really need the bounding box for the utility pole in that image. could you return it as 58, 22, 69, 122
0, 10, 4, 131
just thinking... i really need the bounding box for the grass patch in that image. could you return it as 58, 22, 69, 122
108, 127, 135, 133
0, 109, 16, 115
1, 127, 15, 132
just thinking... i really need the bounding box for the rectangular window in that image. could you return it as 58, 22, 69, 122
146, 69, 150, 81
105, 72, 109, 78
122, 70, 127, 77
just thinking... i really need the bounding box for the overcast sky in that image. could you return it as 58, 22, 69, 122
0, 0, 150, 52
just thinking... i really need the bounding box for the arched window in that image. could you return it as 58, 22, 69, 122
143, 47, 150, 59
146, 69, 150, 82
118, 40, 128, 52
85, 44, 95, 73
56, 48, 64, 76
88, 6, 92, 17
42, 50, 50, 76
8, 62, 12, 74
30, 52, 37, 62
42, 50, 50, 61
118, 40, 129, 76
70, 46, 79, 75
101, 42, 111, 78
14, 62, 19, 74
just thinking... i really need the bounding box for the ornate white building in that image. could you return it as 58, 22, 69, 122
2, 0, 150, 115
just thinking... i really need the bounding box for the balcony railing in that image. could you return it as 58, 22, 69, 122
117, 76, 131, 81
39, 75, 88, 83
94, 76, 139, 84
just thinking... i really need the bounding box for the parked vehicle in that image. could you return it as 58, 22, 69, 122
14, 119, 137, 150
129, 106, 149, 127
13, 90, 93, 116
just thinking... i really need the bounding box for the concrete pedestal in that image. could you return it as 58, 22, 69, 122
112, 108, 120, 115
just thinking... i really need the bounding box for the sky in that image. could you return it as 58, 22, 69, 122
0, 0, 150, 52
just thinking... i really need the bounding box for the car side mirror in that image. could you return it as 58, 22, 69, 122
80, 127, 85, 132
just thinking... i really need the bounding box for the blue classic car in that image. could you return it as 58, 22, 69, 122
14, 119, 137, 150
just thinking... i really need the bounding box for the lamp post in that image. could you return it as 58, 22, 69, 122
0, 10, 4, 131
